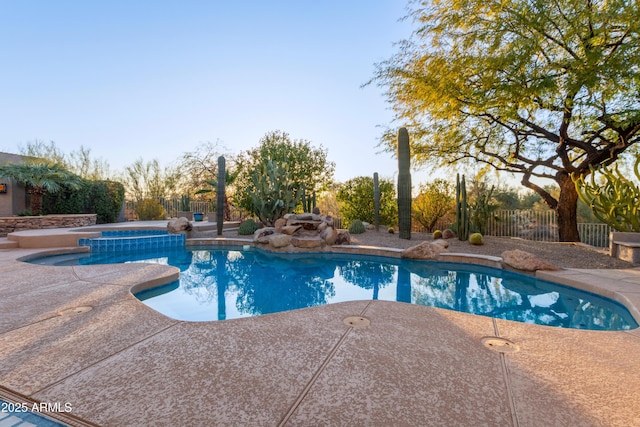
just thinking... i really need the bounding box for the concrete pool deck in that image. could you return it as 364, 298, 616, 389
0, 224, 639, 426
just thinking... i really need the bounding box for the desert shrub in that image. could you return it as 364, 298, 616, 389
433, 230, 443, 239
348, 219, 366, 234
238, 218, 260, 235
135, 198, 166, 220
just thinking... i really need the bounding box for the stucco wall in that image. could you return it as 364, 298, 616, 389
0, 152, 27, 216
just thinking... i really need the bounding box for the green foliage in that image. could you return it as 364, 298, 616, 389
412, 179, 454, 232
469, 233, 484, 245
120, 158, 179, 201
348, 219, 366, 234
373, 173, 380, 230
238, 218, 260, 235
20, 140, 111, 180
371, 0, 640, 241
180, 195, 191, 211
433, 230, 443, 239
0, 161, 85, 215
247, 158, 302, 226
455, 174, 470, 241
336, 176, 397, 226
234, 130, 335, 213
135, 198, 166, 220
300, 184, 317, 213
397, 128, 412, 239
43, 180, 124, 224
469, 183, 500, 234
573, 159, 640, 231
216, 156, 226, 235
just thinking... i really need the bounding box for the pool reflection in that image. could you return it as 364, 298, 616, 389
130, 249, 637, 330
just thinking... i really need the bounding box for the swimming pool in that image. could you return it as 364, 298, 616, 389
29, 246, 638, 330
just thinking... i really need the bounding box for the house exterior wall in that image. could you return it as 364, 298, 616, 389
0, 152, 27, 216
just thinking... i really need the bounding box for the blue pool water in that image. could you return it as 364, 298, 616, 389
29, 246, 638, 330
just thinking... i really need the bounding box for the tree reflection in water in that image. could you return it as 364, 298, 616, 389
118, 247, 638, 330
338, 259, 395, 300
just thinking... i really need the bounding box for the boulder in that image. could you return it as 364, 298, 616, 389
433, 239, 449, 249
442, 229, 456, 239
254, 227, 275, 243
320, 226, 338, 245
324, 216, 335, 227
274, 218, 287, 233
291, 236, 325, 249
281, 225, 302, 235
334, 230, 351, 245
269, 234, 292, 248
167, 217, 192, 234
501, 249, 560, 272
402, 241, 448, 260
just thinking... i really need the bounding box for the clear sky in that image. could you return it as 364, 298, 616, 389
0, 1, 415, 183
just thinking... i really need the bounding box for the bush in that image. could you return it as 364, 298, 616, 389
135, 198, 166, 220
433, 230, 443, 239
469, 232, 484, 245
238, 218, 260, 235
348, 219, 366, 234
43, 179, 125, 223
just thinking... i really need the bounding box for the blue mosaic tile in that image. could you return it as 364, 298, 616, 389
83, 233, 186, 253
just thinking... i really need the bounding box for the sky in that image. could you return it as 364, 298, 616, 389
0, 1, 416, 183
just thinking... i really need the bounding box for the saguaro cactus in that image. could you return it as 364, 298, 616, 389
373, 172, 380, 231
216, 156, 225, 236
455, 173, 470, 241
397, 127, 412, 239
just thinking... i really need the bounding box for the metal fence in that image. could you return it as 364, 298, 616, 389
124, 198, 244, 221
486, 209, 612, 247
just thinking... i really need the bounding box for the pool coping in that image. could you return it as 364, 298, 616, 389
1, 223, 639, 426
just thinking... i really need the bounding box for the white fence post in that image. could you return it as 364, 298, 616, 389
486, 209, 611, 247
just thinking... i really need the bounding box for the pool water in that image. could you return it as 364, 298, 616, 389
30, 246, 638, 330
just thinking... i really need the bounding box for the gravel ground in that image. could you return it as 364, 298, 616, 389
348, 229, 635, 270
223, 227, 635, 269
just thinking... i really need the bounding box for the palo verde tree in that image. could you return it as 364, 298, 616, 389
371, 0, 640, 241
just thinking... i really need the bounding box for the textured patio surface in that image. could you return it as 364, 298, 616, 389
0, 225, 639, 426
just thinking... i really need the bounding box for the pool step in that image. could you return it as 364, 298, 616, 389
0, 237, 18, 249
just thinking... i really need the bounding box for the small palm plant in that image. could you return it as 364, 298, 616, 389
0, 161, 84, 215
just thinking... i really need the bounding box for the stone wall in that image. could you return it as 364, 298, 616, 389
0, 214, 97, 237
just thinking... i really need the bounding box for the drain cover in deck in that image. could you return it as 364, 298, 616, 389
481, 336, 519, 353
343, 316, 370, 328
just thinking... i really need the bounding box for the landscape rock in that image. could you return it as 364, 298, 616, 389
433, 239, 449, 249
442, 229, 456, 239
274, 218, 287, 233
280, 225, 302, 235
269, 234, 292, 248
167, 217, 192, 234
401, 241, 448, 259
254, 227, 275, 243
501, 249, 560, 271
291, 236, 325, 249
320, 226, 338, 245
335, 230, 351, 245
